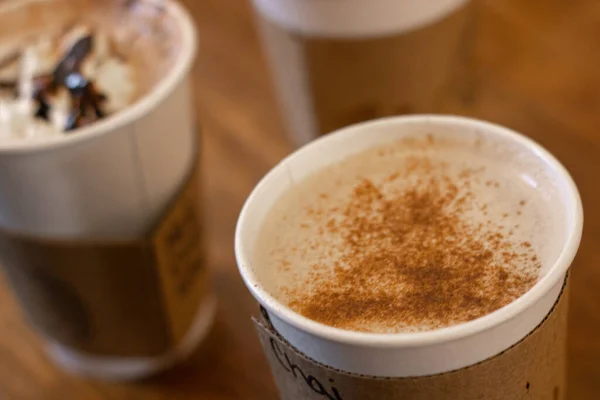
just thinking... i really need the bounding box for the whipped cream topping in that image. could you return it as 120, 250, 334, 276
0, 0, 171, 140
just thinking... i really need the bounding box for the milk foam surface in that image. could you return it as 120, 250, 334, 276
253, 135, 567, 333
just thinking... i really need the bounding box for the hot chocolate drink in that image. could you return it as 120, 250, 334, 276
0, 0, 181, 140
253, 133, 566, 333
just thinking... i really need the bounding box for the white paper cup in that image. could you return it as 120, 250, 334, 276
252, 0, 473, 147
0, 0, 195, 239
0, 0, 216, 380
252, 0, 470, 38
236, 115, 583, 377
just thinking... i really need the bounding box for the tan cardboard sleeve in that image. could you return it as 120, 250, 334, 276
254, 279, 569, 400
0, 161, 208, 357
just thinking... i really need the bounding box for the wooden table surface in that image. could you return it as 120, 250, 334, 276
1, 0, 599, 398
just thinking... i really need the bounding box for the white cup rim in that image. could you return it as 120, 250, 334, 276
0, 0, 197, 154
235, 115, 583, 349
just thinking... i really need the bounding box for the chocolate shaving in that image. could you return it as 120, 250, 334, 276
31, 75, 55, 121
53, 34, 94, 85
34, 92, 50, 120
63, 73, 107, 131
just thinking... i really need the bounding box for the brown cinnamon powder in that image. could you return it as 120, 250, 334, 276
286, 158, 540, 332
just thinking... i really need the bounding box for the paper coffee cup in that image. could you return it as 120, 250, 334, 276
235, 116, 583, 397
0, 0, 215, 380
253, 0, 474, 146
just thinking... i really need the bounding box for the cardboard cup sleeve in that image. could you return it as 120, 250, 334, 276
0, 160, 210, 357
254, 277, 569, 400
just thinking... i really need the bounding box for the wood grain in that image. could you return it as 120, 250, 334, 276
0, 0, 598, 398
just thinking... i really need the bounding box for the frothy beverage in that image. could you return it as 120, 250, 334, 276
253, 134, 566, 333
0, 0, 181, 140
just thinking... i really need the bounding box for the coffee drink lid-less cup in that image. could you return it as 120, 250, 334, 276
235, 115, 583, 377
252, 0, 475, 146
0, 0, 216, 381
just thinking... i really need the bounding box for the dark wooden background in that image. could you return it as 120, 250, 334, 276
0, 0, 599, 398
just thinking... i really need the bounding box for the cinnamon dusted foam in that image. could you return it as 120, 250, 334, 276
254, 135, 564, 333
